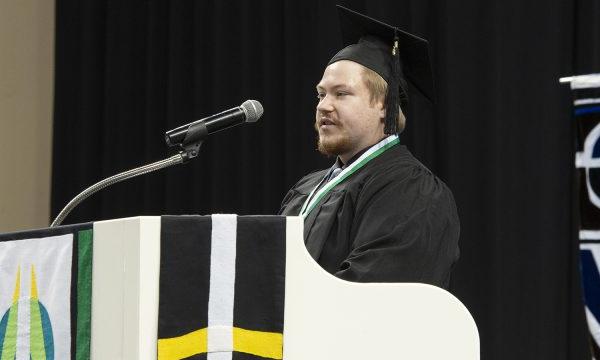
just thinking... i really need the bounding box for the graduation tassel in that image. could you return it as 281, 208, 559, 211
384, 32, 401, 135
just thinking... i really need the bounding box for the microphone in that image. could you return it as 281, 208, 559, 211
165, 100, 264, 146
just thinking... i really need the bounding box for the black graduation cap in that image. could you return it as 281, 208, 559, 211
328, 5, 435, 134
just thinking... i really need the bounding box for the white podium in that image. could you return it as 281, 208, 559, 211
88, 216, 479, 360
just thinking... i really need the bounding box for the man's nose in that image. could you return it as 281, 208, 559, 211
316, 95, 334, 112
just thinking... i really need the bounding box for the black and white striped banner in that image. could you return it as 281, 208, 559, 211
158, 215, 286, 360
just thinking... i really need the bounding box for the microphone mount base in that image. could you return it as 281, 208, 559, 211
179, 121, 207, 162
179, 141, 203, 163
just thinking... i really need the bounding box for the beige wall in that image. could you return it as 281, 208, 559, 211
0, 0, 54, 232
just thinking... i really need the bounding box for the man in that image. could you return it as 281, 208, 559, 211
279, 6, 459, 289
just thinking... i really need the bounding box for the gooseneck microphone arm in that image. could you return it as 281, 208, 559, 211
50, 154, 184, 227
50, 100, 264, 227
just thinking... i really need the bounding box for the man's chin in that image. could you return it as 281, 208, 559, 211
317, 136, 352, 157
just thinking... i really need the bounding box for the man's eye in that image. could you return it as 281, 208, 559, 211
336, 92, 348, 97
317, 93, 325, 100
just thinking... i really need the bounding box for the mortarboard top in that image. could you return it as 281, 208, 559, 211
328, 5, 435, 133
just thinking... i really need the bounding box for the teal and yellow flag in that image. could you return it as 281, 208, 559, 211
158, 215, 286, 360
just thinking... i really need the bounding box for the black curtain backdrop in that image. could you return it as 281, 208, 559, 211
51, 0, 600, 359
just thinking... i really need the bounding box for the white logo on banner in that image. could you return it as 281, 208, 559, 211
576, 123, 600, 209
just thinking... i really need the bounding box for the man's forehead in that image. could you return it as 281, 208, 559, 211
317, 60, 365, 89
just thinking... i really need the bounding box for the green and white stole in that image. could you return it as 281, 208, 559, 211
299, 135, 400, 218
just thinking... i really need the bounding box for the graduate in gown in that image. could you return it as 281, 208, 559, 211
279, 6, 459, 289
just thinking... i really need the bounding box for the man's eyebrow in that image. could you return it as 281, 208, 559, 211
315, 84, 349, 91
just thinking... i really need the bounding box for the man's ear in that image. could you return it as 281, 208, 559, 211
379, 101, 386, 120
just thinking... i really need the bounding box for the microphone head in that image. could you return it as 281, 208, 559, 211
240, 100, 264, 123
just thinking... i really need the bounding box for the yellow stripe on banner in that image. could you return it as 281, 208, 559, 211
158, 327, 283, 360
157, 328, 207, 360
233, 327, 283, 359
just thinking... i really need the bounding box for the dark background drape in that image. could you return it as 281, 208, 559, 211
51, 0, 600, 358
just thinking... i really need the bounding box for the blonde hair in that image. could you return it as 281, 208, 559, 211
361, 67, 406, 133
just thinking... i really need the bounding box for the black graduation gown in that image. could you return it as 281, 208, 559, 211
279, 144, 460, 289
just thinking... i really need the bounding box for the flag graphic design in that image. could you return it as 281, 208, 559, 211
0, 235, 71, 359
158, 215, 286, 360
0, 266, 55, 359
0, 225, 93, 360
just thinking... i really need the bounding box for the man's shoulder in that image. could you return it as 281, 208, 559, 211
362, 145, 427, 181
353, 145, 459, 233
363, 145, 455, 200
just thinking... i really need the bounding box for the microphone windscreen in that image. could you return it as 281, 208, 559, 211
241, 100, 264, 122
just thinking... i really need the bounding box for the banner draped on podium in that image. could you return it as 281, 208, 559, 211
157, 215, 286, 360
0, 223, 93, 360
